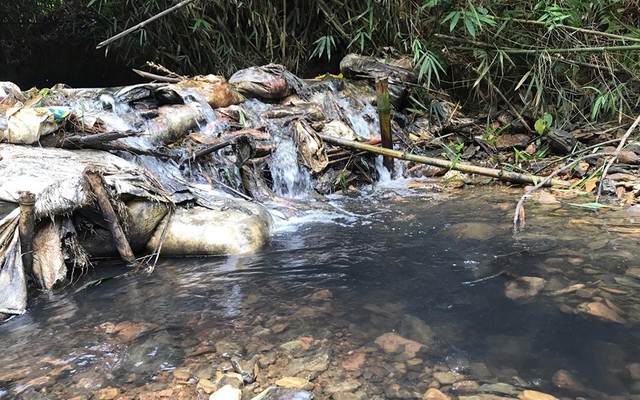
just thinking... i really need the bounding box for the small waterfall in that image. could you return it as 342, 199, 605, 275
335, 95, 379, 140
270, 126, 312, 198
375, 155, 406, 183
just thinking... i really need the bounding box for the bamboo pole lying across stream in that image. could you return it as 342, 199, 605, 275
319, 135, 572, 187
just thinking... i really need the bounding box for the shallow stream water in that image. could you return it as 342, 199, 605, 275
1, 186, 640, 399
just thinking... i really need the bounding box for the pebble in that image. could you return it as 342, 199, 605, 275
96, 387, 119, 400
275, 377, 314, 391
433, 371, 463, 385
518, 390, 559, 400
552, 369, 585, 392
423, 388, 451, 400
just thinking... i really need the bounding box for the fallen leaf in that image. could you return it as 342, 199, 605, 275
584, 178, 598, 193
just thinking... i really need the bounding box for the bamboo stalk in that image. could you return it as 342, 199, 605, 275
319, 135, 571, 187
96, 0, 199, 49
86, 170, 137, 265
434, 33, 640, 54
18, 191, 36, 275
487, 16, 640, 43
375, 77, 394, 173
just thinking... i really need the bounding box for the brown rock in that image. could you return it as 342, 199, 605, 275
374, 332, 423, 358
423, 388, 451, 400
97, 387, 119, 400
173, 368, 191, 381
453, 380, 479, 391
342, 352, 366, 371
627, 363, 640, 380
551, 369, 585, 392
310, 289, 333, 300
198, 378, 218, 394
275, 377, 314, 391
577, 302, 625, 324
433, 371, 463, 385
271, 323, 288, 334
518, 390, 559, 400
505, 277, 546, 300
625, 268, 640, 279
114, 321, 155, 343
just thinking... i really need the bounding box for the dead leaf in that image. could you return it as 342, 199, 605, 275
585, 178, 598, 193
617, 150, 639, 164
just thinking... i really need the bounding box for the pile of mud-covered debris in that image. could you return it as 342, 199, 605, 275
0, 54, 423, 316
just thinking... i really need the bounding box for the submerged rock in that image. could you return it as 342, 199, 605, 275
423, 388, 451, 400
374, 332, 424, 358
551, 369, 585, 393
518, 390, 559, 400
505, 277, 546, 300
577, 301, 625, 324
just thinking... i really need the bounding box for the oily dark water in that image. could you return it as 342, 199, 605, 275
1, 187, 640, 399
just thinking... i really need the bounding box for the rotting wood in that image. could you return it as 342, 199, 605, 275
375, 77, 394, 173
18, 191, 35, 275
319, 134, 572, 187
85, 170, 138, 266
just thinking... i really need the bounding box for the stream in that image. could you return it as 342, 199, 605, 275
1, 185, 640, 399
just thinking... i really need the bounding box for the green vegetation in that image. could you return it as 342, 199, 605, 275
2, 0, 640, 124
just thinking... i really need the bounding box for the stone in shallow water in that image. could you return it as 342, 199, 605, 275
374, 332, 423, 358
342, 352, 366, 371
577, 301, 625, 324
505, 277, 546, 300
433, 371, 463, 385
445, 222, 500, 240
283, 348, 330, 376
422, 388, 451, 400
551, 369, 585, 392
517, 390, 559, 400
627, 363, 640, 380
401, 315, 435, 347
477, 382, 520, 396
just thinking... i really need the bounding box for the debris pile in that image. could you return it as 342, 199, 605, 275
1, 54, 640, 317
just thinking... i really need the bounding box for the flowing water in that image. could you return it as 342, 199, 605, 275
1, 187, 640, 399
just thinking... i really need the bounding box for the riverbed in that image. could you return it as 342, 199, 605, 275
1, 185, 639, 399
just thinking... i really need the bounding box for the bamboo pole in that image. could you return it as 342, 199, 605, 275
434, 33, 640, 54
85, 170, 137, 265
375, 77, 394, 173
319, 135, 572, 187
18, 191, 36, 275
96, 0, 198, 49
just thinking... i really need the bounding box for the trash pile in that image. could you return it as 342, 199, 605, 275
0, 54, 423, 317
2, 53, 640, 317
